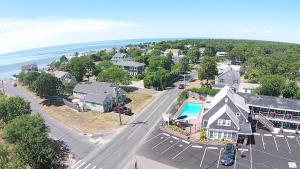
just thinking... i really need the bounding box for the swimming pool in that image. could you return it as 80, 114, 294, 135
179, 102, 203, 119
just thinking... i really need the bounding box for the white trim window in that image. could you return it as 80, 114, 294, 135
217, 119, 231, 126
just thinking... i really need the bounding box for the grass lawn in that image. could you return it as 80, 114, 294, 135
17, 83, 155, 134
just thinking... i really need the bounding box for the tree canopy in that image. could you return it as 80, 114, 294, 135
66, 57, 95, 82
198, 56, 218, 83
32, 73, 63, 97
97, 66, 130, 85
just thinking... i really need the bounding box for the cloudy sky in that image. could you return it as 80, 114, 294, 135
0, 0, 299, 54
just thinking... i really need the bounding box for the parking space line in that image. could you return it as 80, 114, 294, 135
161, 140, 180, 154
207, 146, 218, 150
83, 163, 91, 169
234, 148, 237, 169
261, 135, 266, 150
276, 135, 284, 137
199, 147, 207, 168
181, 140, 190, 144
253, 133, 260, 135
250, 137, 253, 169
75, 161, 86, 169
217, 148, 223, 168
192, 145, 202, 148
71, 160, 82, 168
264, 134, 272, 137
285, 136, 292, 153
152, 136, 170, 149
162, 133, 170, 136
144, 133, 164, 144
296, 137, 300, 147
273, 136, 279, 151
287, 135, 295, 138
172, 136, 179, 140
171, 144, 191, 160
91, 166, 96, 169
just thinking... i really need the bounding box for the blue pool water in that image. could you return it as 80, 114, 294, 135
179, 102, 203, 119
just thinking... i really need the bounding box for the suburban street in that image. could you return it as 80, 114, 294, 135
71, 87, 181, 169
3, 80, 96, 158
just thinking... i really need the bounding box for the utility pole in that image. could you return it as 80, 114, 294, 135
115, 84, 122, 125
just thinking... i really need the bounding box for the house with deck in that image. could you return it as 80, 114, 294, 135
113, 61, 145, 76
73, 82, 127, 112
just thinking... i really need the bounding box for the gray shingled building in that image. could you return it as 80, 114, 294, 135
73, 82, 127, 112
215, 67, 240, 91
113, 61, 145, 76
111, 53, 132, 63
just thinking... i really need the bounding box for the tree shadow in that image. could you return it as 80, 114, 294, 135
121, 86, 139, 93
41, 97, 65, 107
50, 139, 70, 169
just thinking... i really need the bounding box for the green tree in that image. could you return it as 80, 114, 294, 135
187, 49, 200, 63
282, 81, 299, 98
3, 115, 56, 169
144, 68, 171, 90
0, 145, 9, 169
17, 72, 26, 83
256, 75, 285, 96
178, 56, 190, 74
23, 71, 41, 88
93, 60, 113, 76
66, 57, 95, 82
97, 66, 130, 85
32, 73, 63, 97
0, 96, 31, 123
198, 56, 218, 84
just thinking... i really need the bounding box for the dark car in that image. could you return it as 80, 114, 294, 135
178, 83, 185, 89
113, 106, 132, 115
221, 143, 235, 166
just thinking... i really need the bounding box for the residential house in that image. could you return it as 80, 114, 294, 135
111, 52, 132, 63
238, 83, 260, 94
73, 82, 127, 112
216, 52, 227, 57
164, 49, 183, 58
215, 66, 240, 91
199, 48, 205, 55
201, 86, 252, 140
217, 63, 241, 74
113, 61, 145, 76
51, 70, 77, 86
21, 64, 38, 73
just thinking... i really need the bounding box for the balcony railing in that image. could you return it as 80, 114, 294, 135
256, 112, 300, 124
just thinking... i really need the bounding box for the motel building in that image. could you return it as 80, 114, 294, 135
239, 93, 300, 132
200, 85, 300, 143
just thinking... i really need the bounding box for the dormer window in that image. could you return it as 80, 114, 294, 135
220, 79, 224, 83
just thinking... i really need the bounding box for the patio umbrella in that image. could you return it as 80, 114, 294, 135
177, 115, 188, 119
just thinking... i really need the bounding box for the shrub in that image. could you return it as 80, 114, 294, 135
166, 125, 189, 136
177, 90, 188, 104
199, 129, 207, 141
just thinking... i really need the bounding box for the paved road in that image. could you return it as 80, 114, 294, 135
71, 88, 181, 169
3, 80, 96, 158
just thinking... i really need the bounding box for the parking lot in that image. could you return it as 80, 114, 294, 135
138, 129, 300, 169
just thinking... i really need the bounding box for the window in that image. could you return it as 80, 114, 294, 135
220, 79, 224, 83
217, 119, 231, 126
217, 119, 223, 125
233, 80, 238, 84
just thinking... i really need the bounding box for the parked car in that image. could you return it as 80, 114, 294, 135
221, 143, 235, 166
178, 83, 185, 89
113, 106, 132, 115
12, 82, 17, 87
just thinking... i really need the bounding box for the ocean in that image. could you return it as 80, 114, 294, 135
0, 38, 178, 80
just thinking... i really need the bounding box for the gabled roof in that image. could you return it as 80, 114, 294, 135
73, 82, 126, 104
111, 53, 131, 62
207, 104, 240, 129
216, 67, 240, 88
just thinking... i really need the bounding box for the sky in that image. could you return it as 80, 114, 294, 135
0, 0, 299, 54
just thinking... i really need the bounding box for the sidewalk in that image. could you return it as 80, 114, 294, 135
124, 155, 178, 169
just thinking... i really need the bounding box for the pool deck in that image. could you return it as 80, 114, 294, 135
175, 98, 205, 133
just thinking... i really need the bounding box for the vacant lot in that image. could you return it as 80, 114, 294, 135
126, 91, 155, 114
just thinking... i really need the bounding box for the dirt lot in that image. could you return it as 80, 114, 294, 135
186, 79, 214, 89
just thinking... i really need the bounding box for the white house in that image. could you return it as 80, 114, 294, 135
238, 82, 260, 94
216, 52, 227, 57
